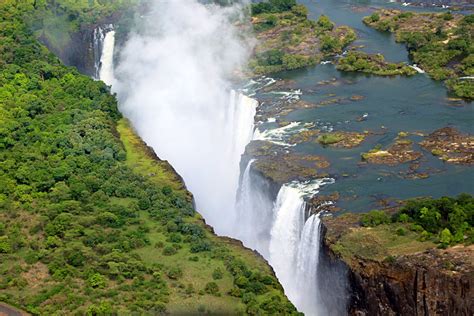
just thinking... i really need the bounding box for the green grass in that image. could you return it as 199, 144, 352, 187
317, 133, 345, 145
332, 223, 436, 265
117, 119, 186, 194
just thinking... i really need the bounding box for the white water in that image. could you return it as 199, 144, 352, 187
268, 179, 334, 315
295, 214, 323, 315
99, 29, 116, 86
111, 0, 256, 235
409, 64, 425, 74
235, 159, 275, 257
253, 121, 314, 146
97, 2, 337, 314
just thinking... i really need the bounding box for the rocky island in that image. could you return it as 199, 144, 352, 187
363, 9, 474, 99
250, 0, 356, 74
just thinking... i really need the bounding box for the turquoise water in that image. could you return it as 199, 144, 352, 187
252, 0, 474, 212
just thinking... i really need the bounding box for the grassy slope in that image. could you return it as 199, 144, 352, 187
117, 119, 287, 314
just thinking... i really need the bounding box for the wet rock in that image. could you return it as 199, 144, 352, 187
307, 192, 340, 215
318, 131, 368, 148
362, 138, 422, 165
420, 127, 474, 164
289, 129, 321, 144
245, 140, 330, 184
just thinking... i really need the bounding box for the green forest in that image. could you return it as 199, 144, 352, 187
361, 194, 474, 248
364, 10, 474, 99
0, 1, 298, 314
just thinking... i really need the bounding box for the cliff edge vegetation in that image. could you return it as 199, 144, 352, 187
325, 194, 473, 265
363, 10, 474, 99
0, 1, 298, 314
322, 194, 473, 315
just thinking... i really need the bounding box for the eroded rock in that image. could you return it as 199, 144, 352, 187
420, 127, 474, 164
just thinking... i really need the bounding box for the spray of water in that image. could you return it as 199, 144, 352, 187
98, 1, 346, 314
113, 0, 255, 234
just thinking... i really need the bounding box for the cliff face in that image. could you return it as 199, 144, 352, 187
346, 249, 473, 316
320, 220, 474, 316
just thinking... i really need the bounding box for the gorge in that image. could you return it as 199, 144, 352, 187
1, 0, 472, 314
96, 1, 345, 314
94, 0, 473, 315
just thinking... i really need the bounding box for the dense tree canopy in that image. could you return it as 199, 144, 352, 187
0, 1, 299, 314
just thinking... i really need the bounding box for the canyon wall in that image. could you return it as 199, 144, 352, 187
320, 221, 474, 316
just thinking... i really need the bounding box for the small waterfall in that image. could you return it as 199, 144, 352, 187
267, 179, 334, 316
295, 213, 323, 315
99, 28, 116, 86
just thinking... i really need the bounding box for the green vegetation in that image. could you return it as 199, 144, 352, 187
363, 10, 474, 99
250, 3, 356, 74
24, 0, 139, 57
361, 210, 391, 227
337, 51, 417, 76
251, 0, 297, 15
328, 194, 473, 264
0, 1, 298, 314
317, 133, 345, 145
393, 194, 474, 247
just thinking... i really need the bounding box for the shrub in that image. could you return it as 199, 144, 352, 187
204, 282, 220, 296
396, 228, 406, 236
317, 133, 344, 145
317, 15, 334, 30
212, 268, 223, 280
361, 210, 391, 227
162, 245, 177, 256
190, 240, 212, 253
439, 228, 453, 247
167, 267, 183, 280
88, 273, 107, 288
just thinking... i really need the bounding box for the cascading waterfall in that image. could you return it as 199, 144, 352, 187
235, 159, 274, 257
295, 213, 323, 315
99, 28, 116, 86
96, 1, 341, 314
268, 179, 334, 316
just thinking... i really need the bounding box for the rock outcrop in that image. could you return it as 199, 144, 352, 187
320, 218, 474, 316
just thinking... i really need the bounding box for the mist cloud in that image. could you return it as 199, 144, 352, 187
115, 0, 254, 233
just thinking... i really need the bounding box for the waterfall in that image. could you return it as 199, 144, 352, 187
269, 185, 306, 290
267, 179, 334, 316
113, 0, 257, 234
295, 214, 323, 315
102, 1, 342, 313
99, 29, 116, 86
235, 159, 274, 257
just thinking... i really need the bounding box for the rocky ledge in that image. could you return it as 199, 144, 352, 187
321, 210, 474, 315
